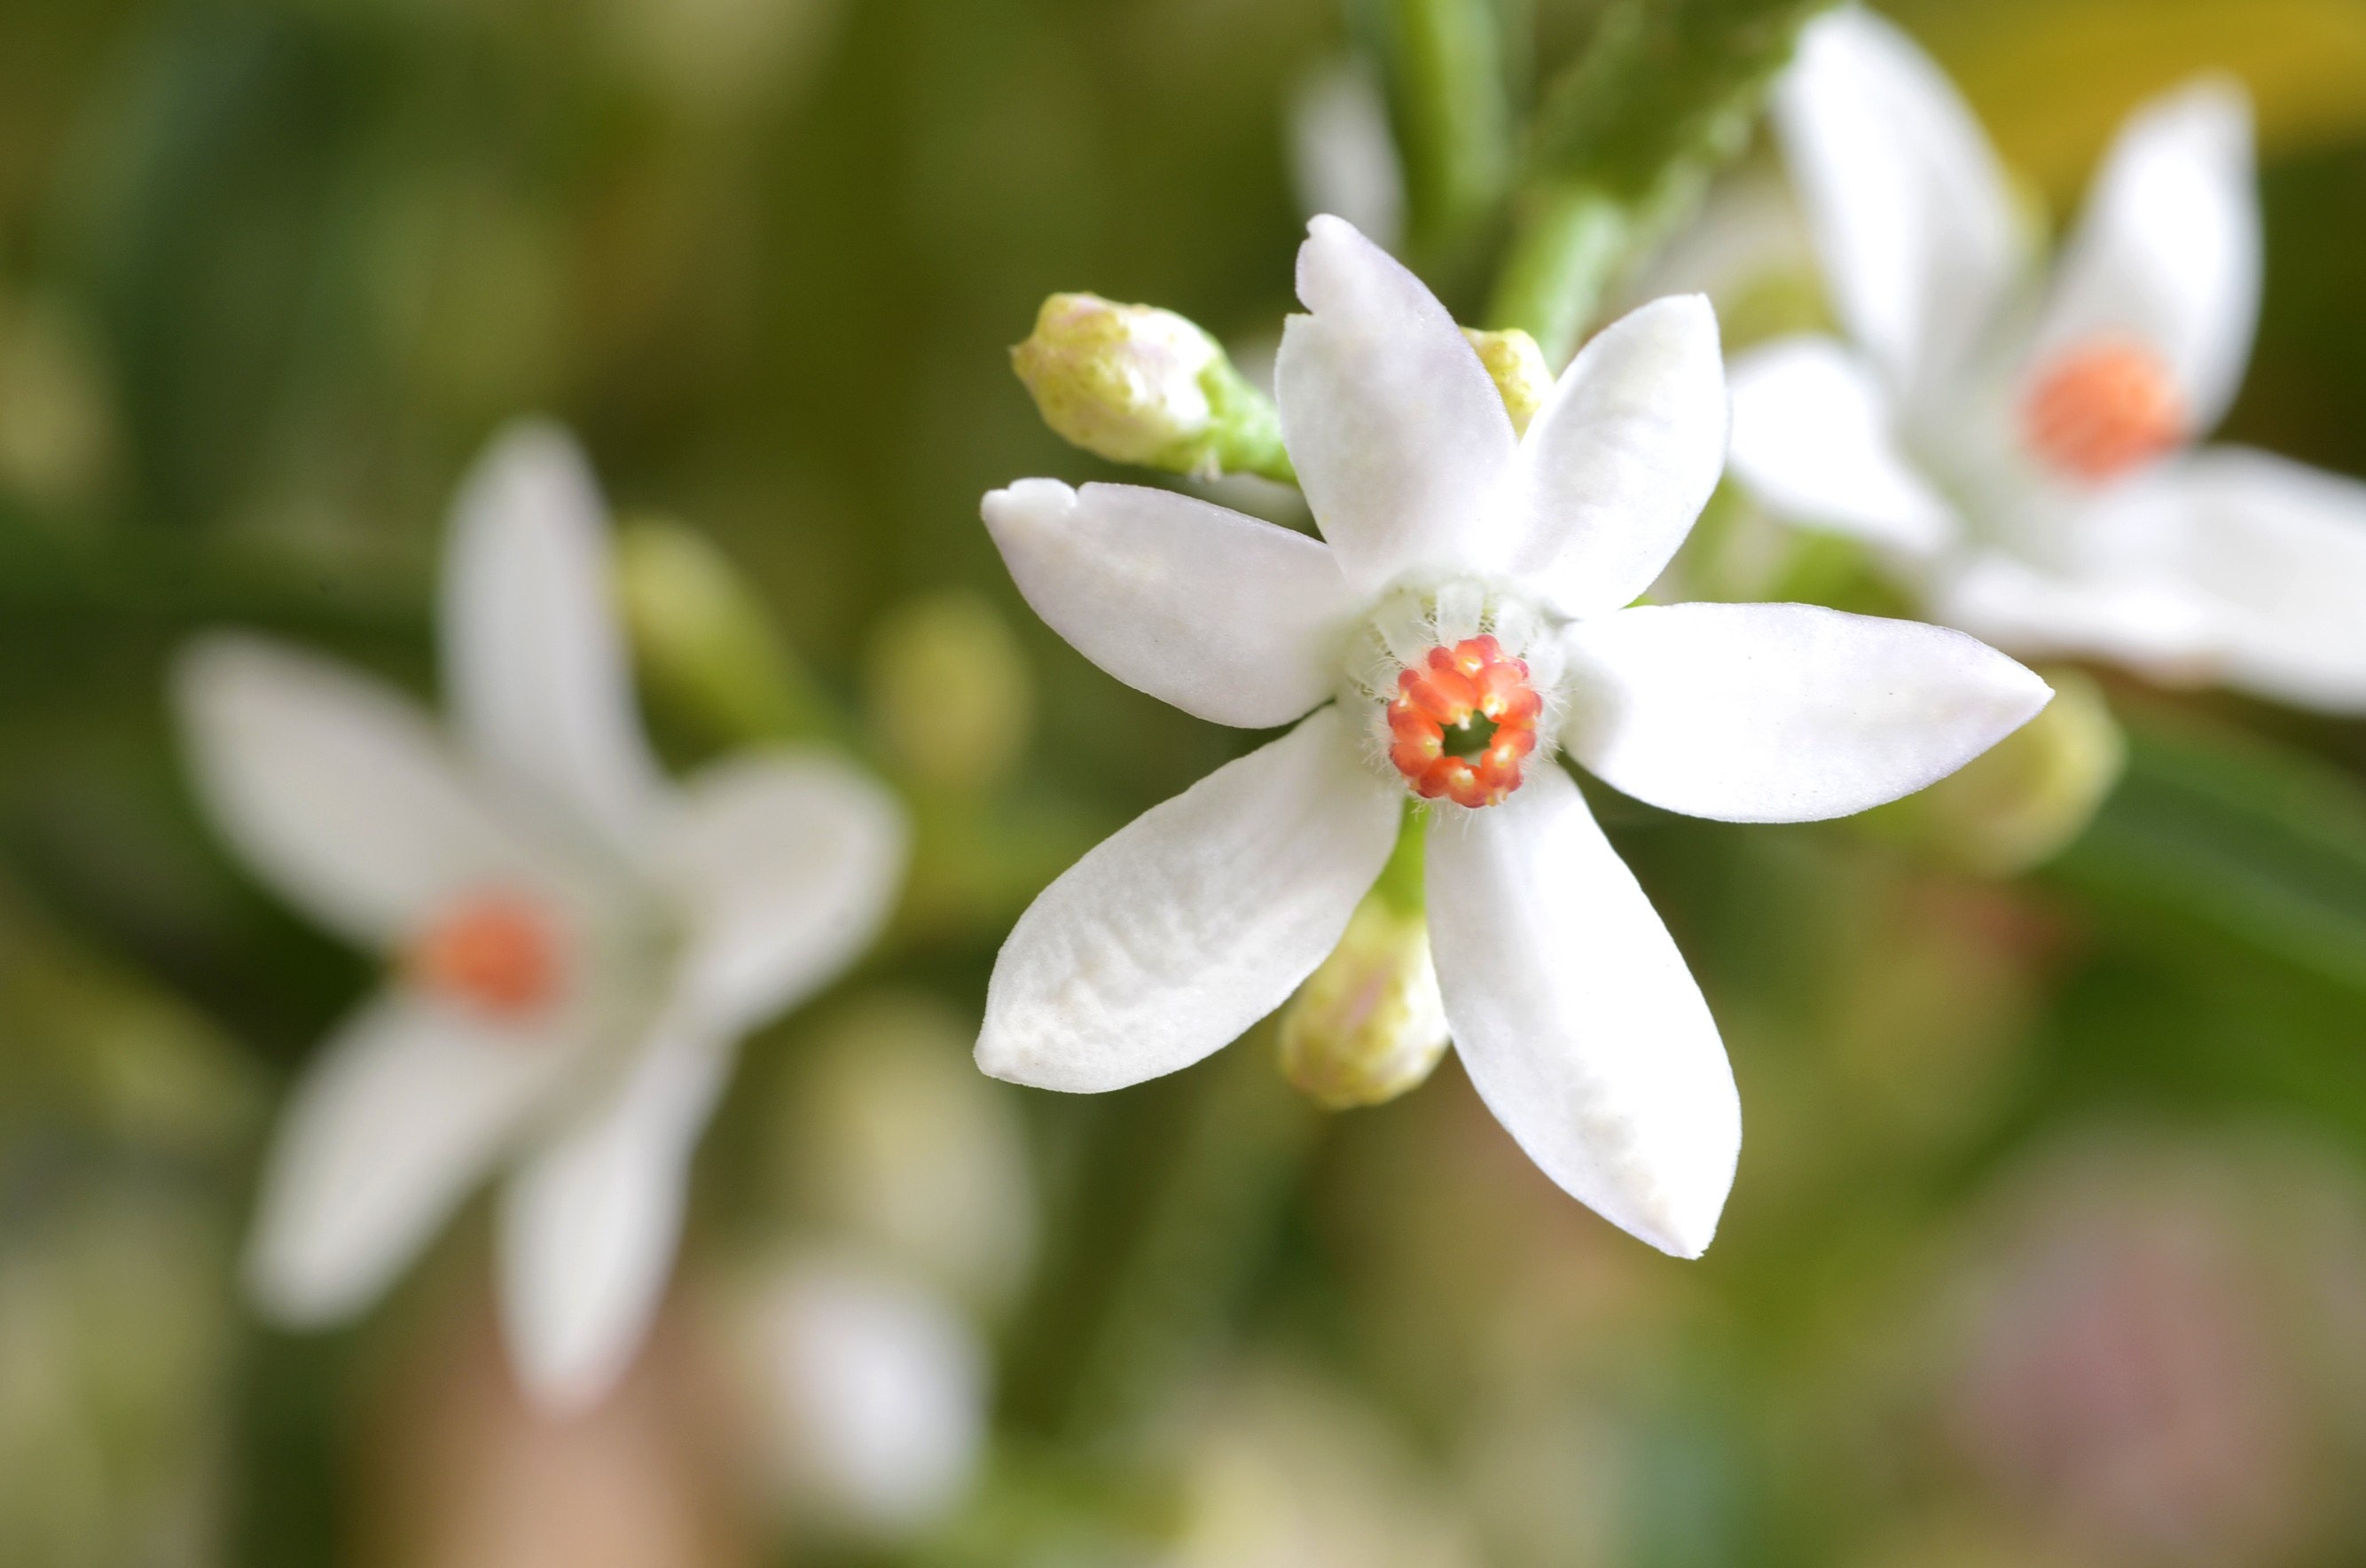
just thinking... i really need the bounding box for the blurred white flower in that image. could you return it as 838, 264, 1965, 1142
977, 215, 2049, 1258
723, 1252, 989, 1537
176, 421, 906, 1411
1729, 7, 2366, 710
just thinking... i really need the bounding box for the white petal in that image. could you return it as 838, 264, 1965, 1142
2031, 81, 2258, 432
2115, 448, 2366, 710
1775, 6, 2022, 396
1506, 295, 1730, 616
175, 634, 536, 949
498, 1004, 732, 1411
443, 419, 664, 851
976, 706, 1400, 1093
1727, 335, 1961, 553
1561, 602, 2052, 822
1275, 215, 1518, 592
1931, 549, 2221, 676
1426, 765, 1737, 1257
660, 749, 908, 1035
247, 991, 564, 1323
982, 479, 1356, 727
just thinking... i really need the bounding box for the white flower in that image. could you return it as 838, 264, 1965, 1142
176, 421, 906, 1410
976, 216, 2049, 1257
1729, 6, 2366, 710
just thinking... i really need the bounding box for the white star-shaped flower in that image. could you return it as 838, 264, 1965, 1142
977, 216, 2049, 1257
176, 422, 906, 1408
1729, 5, 2366, 710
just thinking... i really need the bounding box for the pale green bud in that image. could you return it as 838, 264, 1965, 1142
866, 588, 1033, 794
1012, 293, 1291, 482
1874, 667, 2125, 875
1461, 325, 1552, 436
0, 293, 114, 511
613, 516, 834, 745
1278, 895, 1449, 1110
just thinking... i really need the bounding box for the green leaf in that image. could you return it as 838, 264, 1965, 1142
2048, 707, 2366, 996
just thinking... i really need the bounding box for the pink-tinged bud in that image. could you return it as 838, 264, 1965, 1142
1011, 294, 1290, 482
1278, 897, 1450, 1110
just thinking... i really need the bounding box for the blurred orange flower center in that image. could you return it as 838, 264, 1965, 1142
406, 890, 562, 1021
1385, 635, 1542, 809
2021, 339, 2185, 482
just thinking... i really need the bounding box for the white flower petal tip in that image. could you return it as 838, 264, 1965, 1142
1726, 335, 1960, 554
2034, 74, 2260, 434
980, 478, 1354, 729
497, 1140, 686, 1414
665, 750, 910, 1036
1563, 603, 2054, 824
443, 417, 662, 850
1277, 216, 1517, 591
975, 707, 1400, 1094
1777, 4, 2020, 394
496, 1001, 738, 1414
1509, 294, 1731, 616
244, 993, 560, 1327
1426, 767, 1738, 1258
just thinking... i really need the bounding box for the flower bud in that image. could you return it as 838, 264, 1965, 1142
865, 588, 1033, 794
1461, 325, 1552, 436
613, 516, 834, 745
0, 292, 114, 511
1873, 667, 2124, 875
1278, 895, 1450, 1110
1011, 293, 1289, 482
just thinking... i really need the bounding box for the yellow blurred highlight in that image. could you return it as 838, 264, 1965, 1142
1903, 0, 2366, 196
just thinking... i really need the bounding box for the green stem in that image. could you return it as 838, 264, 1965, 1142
1486, 183, 1633, 364
1488, 0, 1838, 359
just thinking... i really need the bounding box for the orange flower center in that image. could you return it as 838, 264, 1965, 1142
2020, 339, 2184, 482
1385, 635, 1542, 809
405, 890, 562, 1021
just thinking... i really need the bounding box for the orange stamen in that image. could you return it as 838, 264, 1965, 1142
2021, 339, 2184, 482
405, 890, 562, 1021
1383, 636, 1541, 808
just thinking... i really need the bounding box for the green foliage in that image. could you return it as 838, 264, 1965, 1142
1491, 0, 1837, 357
2052, 704, 2366, 997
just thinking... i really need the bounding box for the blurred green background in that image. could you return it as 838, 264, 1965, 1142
7, 1, 2366, 1564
